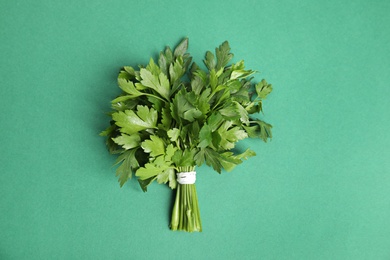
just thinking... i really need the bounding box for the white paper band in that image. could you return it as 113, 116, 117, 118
176, 171, 196, 185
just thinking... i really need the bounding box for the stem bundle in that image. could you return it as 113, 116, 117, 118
170, 167, 202, 232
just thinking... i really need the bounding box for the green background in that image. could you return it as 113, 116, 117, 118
1, 0, 389, 259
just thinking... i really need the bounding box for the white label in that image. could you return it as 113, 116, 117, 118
176, 171, 196, 185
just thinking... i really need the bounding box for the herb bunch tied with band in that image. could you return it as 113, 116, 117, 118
101, 38, 273, 232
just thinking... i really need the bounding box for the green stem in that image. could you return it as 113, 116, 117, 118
170, 185, 180, 231
170, 166, 202, 232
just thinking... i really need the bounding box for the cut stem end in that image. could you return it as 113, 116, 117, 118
170, 183, 202, 232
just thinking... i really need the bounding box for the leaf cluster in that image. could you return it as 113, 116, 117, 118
101, 38, 273, 191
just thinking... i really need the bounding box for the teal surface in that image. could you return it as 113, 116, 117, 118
1, 1, 390, 259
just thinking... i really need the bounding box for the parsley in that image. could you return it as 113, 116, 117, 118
101, 38, 273, 232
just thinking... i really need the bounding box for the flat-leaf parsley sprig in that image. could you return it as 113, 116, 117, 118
101, 38, 273, 232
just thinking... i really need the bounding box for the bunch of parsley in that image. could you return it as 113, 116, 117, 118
101, 38, 272, 232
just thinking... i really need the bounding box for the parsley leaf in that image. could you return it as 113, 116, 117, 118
112, 105, 158, 135
112, 133, 141, 150
173, 38, 189, 57
115, 149, 139, 187
256, 79, 273, 99
141, 135, 165, 157
118, 78, 143, 97
215, 41, 233, 70
140, 68, 170, 100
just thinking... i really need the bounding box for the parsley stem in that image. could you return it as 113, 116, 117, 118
170, 185, 180, 231
170, 166, 202, 232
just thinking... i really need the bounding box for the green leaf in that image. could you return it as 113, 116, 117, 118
118, 66, 136, 80
155, 161, 177, 189
225, 126, 248, 142
174, 38, 189, 57
136, 143, 177, 189
171, 89, 202, 122
232, 60, 245, 70
204, 51, 216, 70
258, 120, 272, 142
159, 73, 170, 96
182, 53, 192, 69
193, 69, 208, 83
213, 84, 228, 93
244, 119, 272, 142
136, 162, 166, 180
218, 151, 242, 172
191, 75, 204, 95
100, 123, 120, 154
140, 68, 170, 100
231, 83, 251, 103
172, 149, 197, 167
218, 100, 249, 123
203, 148, 223, 173
167, 128, 180, 142
138, 177, 156, 192
115, 149, 139, 187
235, 148, 256, 160
112, 105, 157, 134
215, 41, 233, 70
198, 124, 212, 149
165, 144, 177, 162
118, 78, 143, 97
146, 58, 160, 75
207, 112, 224, 131
164, 46, 173, 65
217, 122, 248, 150
111, 95, 133, 104
194, 149, 205, 166
147, 95, 164, 112
141, 135, 165, 157
100, 123, 116, 137
198, 88, 211, 115
209, 69, 218, 91
168, 170, 177, 189
160, 106, 172, 130
211, 131, 222, 150
136, 106, 157, 126
134, 82, 147, 90
158, 51, 168, 75
112, 133, 141, 150
226, 80, 242, 94
256, 79, 273, 99
219, 104, 240, 120
246, 102, 262, 114
157, 168, 175, 185
230, 69, 256, 80
189, 121, 200, 139
233, 101, 249, 125
183, 108, 202, 122
124, 66, 135, 75
212, 89, 231, 110
169, 58, 184, 84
